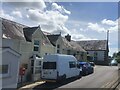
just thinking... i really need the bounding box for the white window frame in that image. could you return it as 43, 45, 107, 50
33, 40, 40, 52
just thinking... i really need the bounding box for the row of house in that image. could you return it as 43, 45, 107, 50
1, 17, 109, 88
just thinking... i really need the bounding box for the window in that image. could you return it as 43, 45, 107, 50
69, 61, 76, 68
57, 44, 60, 48
0, 65, 9, 74
67, 50, 70, 55
31, 60, 34, 66
33, 40, 40, 51
57, 44, 60, 53
57, 50, 60, 53
43, 62, 56, 69
35, 67, 41, 74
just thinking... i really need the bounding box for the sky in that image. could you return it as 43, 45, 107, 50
0, 0, 119, 56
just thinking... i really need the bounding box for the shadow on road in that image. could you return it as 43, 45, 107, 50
33, 77, 81, 90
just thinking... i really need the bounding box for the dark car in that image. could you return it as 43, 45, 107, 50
79, 62, 94, 75
89, 62, 95, 67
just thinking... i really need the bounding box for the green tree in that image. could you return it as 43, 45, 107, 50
113, 51, 120, 63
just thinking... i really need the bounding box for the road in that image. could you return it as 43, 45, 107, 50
33, 66, 119, 90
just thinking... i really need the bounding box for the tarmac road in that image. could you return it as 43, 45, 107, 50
33, 66, 119, 90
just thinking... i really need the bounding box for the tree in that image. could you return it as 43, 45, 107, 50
113, 51, 120, 63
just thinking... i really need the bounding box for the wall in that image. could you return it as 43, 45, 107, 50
2, 50, 20, 88
87, 50, 105, 61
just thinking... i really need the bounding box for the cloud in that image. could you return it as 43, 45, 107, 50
11, 10, 23, 18
25, 2, 70, 34
109, 48, 118, 56
26, 9, 49, 24
0, 10, 15, 20
101, 19, 117, 26
87, 18, 118, 33
70, 29, 97, 41
88, 23, 106, 32
52, 3, 71, 14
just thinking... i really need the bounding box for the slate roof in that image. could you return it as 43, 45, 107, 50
1, 17, 27, 40
62, 38, 86, 52
23, 26, 39, 42
77, 40, 108, 51
47, 34, 61, 46
47, 34, 86, 52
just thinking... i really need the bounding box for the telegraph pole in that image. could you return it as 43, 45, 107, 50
106, 30, 109, 65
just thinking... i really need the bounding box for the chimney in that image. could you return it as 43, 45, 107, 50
65, 34, 71, 42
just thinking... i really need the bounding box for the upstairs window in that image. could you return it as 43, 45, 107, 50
57, 44, 60, 48
33, 40, 40, 51
57, 44, 60, 53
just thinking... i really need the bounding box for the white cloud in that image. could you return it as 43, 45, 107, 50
11, 10, 23, 18
109, 25, 118, 32
26, 5, 69, 34
101, 19, 117, 26
52, 3, 71, 14
88, 23, 106, 32
0, 10, 15, 20
70, 29, 97, 41
109, 48, 118, 56
27, 9, 49, 24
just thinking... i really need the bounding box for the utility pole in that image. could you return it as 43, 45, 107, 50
106, 30, 109, 65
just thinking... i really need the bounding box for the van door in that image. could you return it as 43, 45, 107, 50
42, 62, 57, 79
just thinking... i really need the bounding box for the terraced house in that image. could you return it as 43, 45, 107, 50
47, 34, 87, 61
2, 18, 55, 82
1, 18, 87, 83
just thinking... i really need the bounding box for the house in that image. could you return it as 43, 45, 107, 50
47, 34, 87, 61
0, 47, 21, 89
2, 18, 55, 82
77, 40, 109, 65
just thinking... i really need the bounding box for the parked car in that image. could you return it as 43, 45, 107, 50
78, 62, 94, 75
89, 62, 95, 67
110, 59, 118, 66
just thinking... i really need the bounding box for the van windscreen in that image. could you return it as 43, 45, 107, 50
43, 62, 56, 69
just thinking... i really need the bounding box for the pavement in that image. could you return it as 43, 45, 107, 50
117, 84, 120, 90
18, 81, 45, 90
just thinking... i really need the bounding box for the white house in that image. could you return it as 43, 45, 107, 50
77, 40, 109, 65
0, 47, 21, 89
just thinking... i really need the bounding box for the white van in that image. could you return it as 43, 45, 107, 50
41, 54, 81, 82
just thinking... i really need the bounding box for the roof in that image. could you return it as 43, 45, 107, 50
62, 37, 86, 52
77, 40, 108, 50
47, 34, 61, 46
1, 17, 27, 40
1, 47, 21, 57
23, 26, 39, 42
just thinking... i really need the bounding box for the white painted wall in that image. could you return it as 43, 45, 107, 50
1, 49, 20, 88
88, 51, 105, 61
